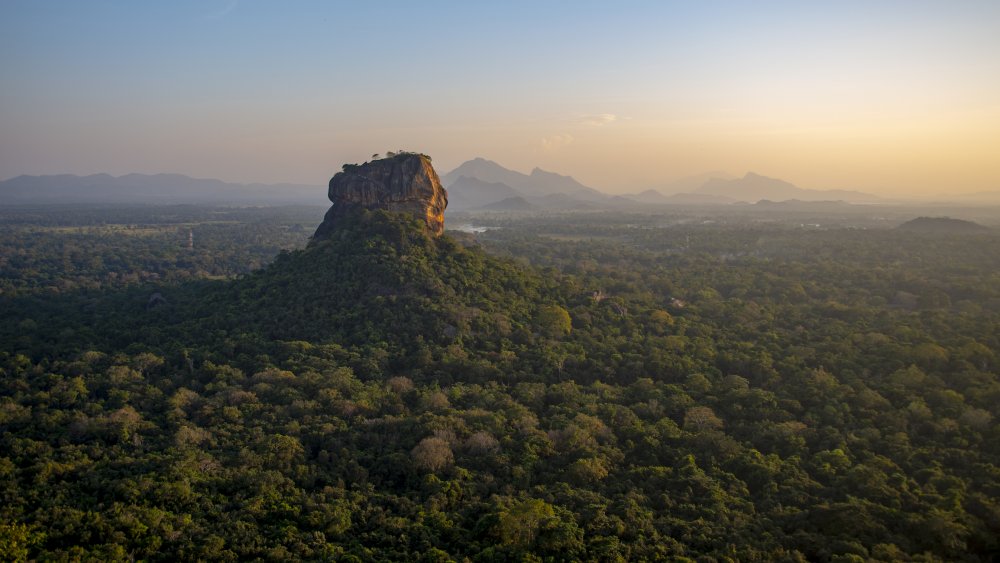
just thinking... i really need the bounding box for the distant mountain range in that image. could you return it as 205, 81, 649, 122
441, 159, 887, 210
441, 158, 607, 210
695, 172, 883, 203
6, 162, 992, 209
935, 190, 1000, 204
654, 171, 738, 194
0, 173, 325, 205
441, 157, 606, 200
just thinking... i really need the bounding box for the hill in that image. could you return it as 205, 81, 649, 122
196, 210, 549, 348
481, 195, 534, 211
446, 176, 522, 210
897, 216, 989, 233
656, 171, 737, 194
621, 189, 672, 204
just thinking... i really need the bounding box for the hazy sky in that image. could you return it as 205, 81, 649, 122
2, 1, 999, 195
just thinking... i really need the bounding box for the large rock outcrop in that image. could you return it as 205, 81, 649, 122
313, 153, 448, 239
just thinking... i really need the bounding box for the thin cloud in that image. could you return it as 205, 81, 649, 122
541, 134, 575, 151
579, 113, 618, 126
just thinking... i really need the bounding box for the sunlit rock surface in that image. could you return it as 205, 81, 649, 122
313, 153, 448, 238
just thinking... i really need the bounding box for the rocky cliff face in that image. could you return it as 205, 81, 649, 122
313, 153, 448, 238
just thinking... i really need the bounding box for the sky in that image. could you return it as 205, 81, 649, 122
2, 1, 999, 196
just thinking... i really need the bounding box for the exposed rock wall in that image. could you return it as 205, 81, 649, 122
313, 153, 448, 238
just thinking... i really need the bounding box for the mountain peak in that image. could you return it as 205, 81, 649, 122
440, 158, 604, 203
529, 167, 569, 179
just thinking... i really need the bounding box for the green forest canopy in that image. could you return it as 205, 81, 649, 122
1, 206, 999, 561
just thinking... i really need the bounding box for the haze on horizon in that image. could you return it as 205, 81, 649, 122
2, 1, 998, 197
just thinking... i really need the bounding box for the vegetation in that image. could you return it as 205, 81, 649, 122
343, 151, 432, 173
1, 205, 999, 561
0, 205, 321, 296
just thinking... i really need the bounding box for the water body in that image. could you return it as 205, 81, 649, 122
451, 224, 498, 233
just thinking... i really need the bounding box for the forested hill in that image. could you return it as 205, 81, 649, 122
2, 208, 1000, 560
897, 216, 989, 233
167, 209, 559, 360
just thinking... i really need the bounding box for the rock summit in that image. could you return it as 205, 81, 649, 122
313, 152, 448, 238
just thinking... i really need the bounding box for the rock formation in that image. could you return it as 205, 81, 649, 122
313, 153, 448, 238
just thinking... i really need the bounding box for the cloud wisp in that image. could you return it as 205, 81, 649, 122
578, 113, 618, 127
541, 134, 575, 151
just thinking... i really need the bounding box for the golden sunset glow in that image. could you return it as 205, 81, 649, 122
2, 1, 998, 197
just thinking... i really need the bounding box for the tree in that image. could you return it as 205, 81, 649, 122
649, 309, 674, 334
537, 305, 572, 338
412, 437, 454, 472
495, 498, 556, 548
683, 406, 724, 432
0, 522, 43, 562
